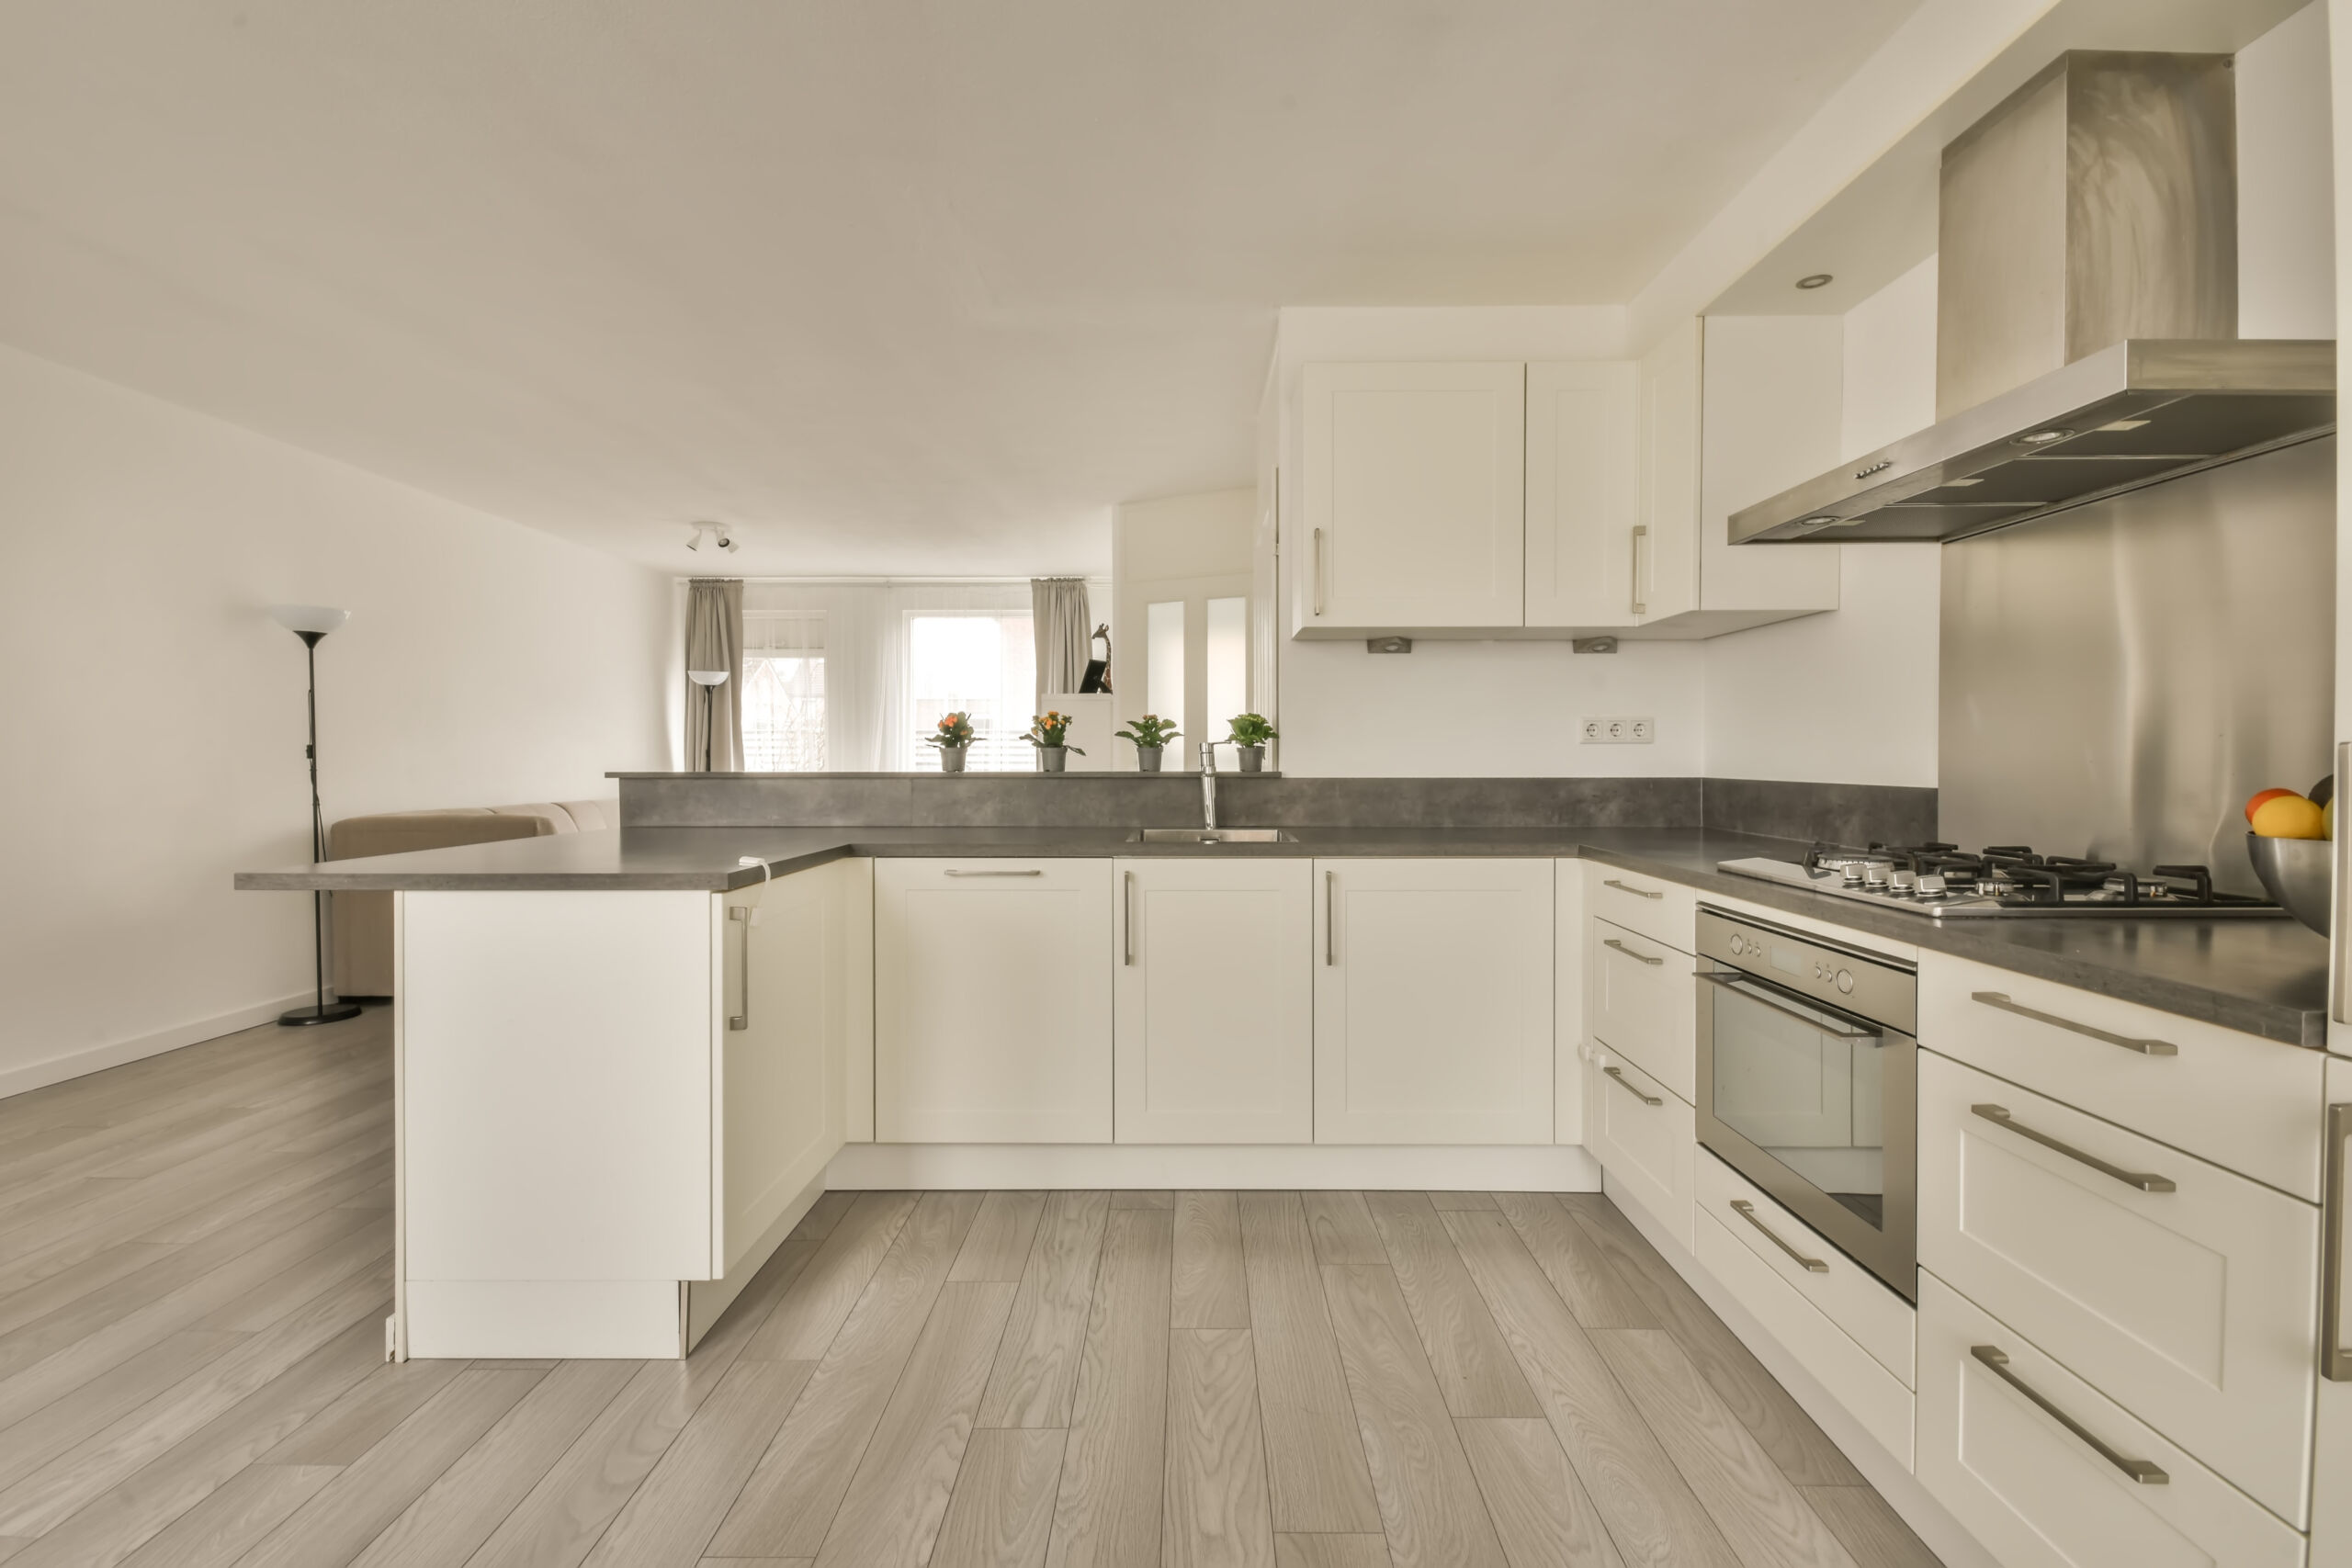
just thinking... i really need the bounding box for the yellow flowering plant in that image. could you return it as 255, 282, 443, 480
1023, 711, 1085, 754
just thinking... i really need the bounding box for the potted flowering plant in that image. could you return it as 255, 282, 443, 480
1114, 714, 1181, 773
1227, 712, 1277, 773
922, 711, 977, 773
1023, 711, 1085, 773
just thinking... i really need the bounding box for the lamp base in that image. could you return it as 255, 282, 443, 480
278, 1000, 364, 1028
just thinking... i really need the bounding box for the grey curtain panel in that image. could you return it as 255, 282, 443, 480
684, 577, 745, 772
1032, 577, 1091, 703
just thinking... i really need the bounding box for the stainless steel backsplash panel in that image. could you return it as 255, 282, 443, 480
1940, 436, 2334, 893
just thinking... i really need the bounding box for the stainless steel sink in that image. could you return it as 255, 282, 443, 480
1130, 828, 1297, 844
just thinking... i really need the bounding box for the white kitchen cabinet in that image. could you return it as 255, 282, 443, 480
875, 858, 1114, 1144
1524, 360, 1639, 626
2310, 1056, 2352, 1565
1296, 362, 1526, 633
1114, 858, 1312, 1144
1587, 916, 1695, 1103
1313, 858, 1553, 1144
1584, 1044, 1694, 1253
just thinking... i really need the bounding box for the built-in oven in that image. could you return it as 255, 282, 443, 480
1695, 908, 1918, 1302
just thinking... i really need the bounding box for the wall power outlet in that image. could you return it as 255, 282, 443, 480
1580, 716, 1655, 743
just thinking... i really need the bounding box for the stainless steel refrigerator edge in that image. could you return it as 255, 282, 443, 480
1940, 435, 2335, 894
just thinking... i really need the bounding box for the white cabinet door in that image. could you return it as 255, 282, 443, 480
1587, 917, 1695, 1104
1525, 360, 1639, 627
1314, 858, 1553, 1144
1584, 1045, 1694, 1253
2311, 1057, 2352, 1566
875, 859, 1114, 1143
1114, 858, 1313, 1144
1298, 362, 1525, 632
1634, 319, 1701, 623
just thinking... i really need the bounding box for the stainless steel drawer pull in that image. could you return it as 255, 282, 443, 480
2324, 1103, 2352, 1381
1325, 870, 1337, 965
1971, 991, 2177, 1056
1971, 1345, 2169, 1484
1971, 1104, 2176, 1192
1602, 1066, 1662, 1106
1602, 937, 1663, 967
1123, 871, 1136, 966
726, 906, 752, 1032
1312, 527, 1326, 617
944, 868, 1045, 877
1728, 1199, 1829, 1272
1602, 878, 1663, 899
1698, 973, 1877, 1042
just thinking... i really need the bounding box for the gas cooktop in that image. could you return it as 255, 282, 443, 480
1719, 841, 2288, 920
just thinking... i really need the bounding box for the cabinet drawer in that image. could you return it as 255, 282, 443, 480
1585, 862, 1696, 952
1589, 918, 1695, 1102
1694, 1208, 1913, 1469
1919, 1051, 2319, 1525
1917, 1272, 2304, 1568
1696, 1151, 1913, 1387
1586, 1047, 1692, 1254
1919, 953, 2324, 1199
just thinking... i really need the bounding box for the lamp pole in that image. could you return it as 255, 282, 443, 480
269, 606, 362, 1027
688, 669, 730, 772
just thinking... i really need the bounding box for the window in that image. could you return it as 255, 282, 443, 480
742, 612, 826, 771
1205, 595, 1246, 735
910, 612, 1035, 771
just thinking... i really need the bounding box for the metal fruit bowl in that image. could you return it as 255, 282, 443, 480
2246, 833, 2331, 937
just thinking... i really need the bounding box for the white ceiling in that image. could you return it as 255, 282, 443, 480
0, 0, 1919, 577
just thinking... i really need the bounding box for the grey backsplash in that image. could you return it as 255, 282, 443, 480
619, 771, 1933, 844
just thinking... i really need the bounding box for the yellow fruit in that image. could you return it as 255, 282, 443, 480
2252, 795, 2327, 840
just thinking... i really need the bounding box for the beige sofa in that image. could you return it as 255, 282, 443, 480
329, 800, 618, 998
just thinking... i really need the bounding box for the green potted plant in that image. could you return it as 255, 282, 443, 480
1114, 714, 1181, 773
1227, 712, 1277, 773
922, 711, 976, 773
1023, 711, 1085, 773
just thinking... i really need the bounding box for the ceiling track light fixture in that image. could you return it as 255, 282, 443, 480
684, 522, 741, 555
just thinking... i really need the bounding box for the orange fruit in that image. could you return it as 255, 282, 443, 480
2247, 787, 2300, 824
2251, 795, 2327, 840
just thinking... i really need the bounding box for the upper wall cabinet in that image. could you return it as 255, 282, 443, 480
1299, 362, 1526, 631
1524, 360, 1636, 626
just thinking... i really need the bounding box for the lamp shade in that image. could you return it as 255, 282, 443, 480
267, 604, 350, 637
687, 669, 730, 686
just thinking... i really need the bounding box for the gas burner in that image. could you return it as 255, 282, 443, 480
1721, 842, 2287, 920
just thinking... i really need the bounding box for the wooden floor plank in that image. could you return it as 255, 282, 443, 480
1799, 1486, 1943, 1568
1492, 1194, 1655, 1330
1171, 1191, 1250, 1331
950, 1192, 1047, 1284
1592, 1329, 1858, 1568
1454, 1417, 1626, 1568
788, 1190, 859, 1243
814, 1280, 1015, 1567
1110, 1191, 1174, 1210
1299, 1193, 1385, 1268
260, 1358, 466, 1467
1362, 1193, 1540, 1420
1043, 1206, 1170, 1568
1425, 1193, 1497, 1212
977, 1190, 1111, 1429
0, 1247, 181, 1343
0, 1332, 248, 1495
1563, 1199, 1862, 1487
1162, 1328, 1273, 1568
113, 1463, 339, 1568
928, 1427, 1063, 1568
1442, 1209, 1740, 1568
579, 1359, 815, 1568
1317, 1265, 1505, 1568
738, 1190, 919, 1362
707, 1190, 984, 1558
1235, 1194, 1380, 1536
1273, 1534, 1392, 1568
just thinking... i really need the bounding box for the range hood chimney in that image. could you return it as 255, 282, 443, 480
1731, 51, 2333, 547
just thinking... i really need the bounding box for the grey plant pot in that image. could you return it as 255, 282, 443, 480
937, 745, 967, 773
1136, 746, 1164, 773
1237, 745, 1267, 773
1037, 746, 1069, 773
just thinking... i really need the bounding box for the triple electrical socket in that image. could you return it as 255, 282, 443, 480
1579, 717, 1654, 744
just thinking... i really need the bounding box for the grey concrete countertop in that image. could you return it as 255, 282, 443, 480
237, 823, 2334, 1046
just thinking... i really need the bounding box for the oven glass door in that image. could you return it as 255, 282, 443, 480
1698, 963, 1916, 1299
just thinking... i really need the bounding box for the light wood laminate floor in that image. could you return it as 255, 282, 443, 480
0, 1010, 1943, 1567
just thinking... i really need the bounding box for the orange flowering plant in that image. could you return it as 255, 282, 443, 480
922, 711, 976, 750
1023, 711, 1085, 753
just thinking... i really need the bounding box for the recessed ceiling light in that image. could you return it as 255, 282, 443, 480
2012, 428, 2074, 446
1795, 273, 1834, 290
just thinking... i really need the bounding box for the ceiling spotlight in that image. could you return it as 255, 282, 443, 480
684, 523, 741, 554
1795, 273, 1834, 290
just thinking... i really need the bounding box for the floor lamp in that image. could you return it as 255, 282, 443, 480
268, 604, 363, 1027
688, 668, 730, 771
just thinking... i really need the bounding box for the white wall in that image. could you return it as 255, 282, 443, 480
2242, 2, 2336, 339
0, 343, 673, 1095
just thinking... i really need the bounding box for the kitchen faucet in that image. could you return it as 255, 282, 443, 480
1201, 741, 1218, 830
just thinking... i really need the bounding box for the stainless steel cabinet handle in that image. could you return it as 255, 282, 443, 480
944, 868, 1045, 877
726, 906, 752, 1032
1602, 937, 1663, 967
1971, 1104, 2176, 1192
1602, 878, 1662, 900
1602, 1066, 1661, 1106
1630, 524, 1648, 616
1970, 1345, 2168, 1484
1123, 871, 1136, 966
2324, 1103, 2352, 1381
1698, 972, 1877, 1042
1972, 991, 2177, 1056
1324, 870, 1336, 965
1312, 527, 1326, 617
1729, 1199, 1828, 1272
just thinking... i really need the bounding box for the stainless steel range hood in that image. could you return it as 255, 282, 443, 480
1730, 51, 2336, 547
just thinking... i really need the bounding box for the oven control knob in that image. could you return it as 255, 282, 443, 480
1728, 933, 1747, 956
1836, 968, 1855, 994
